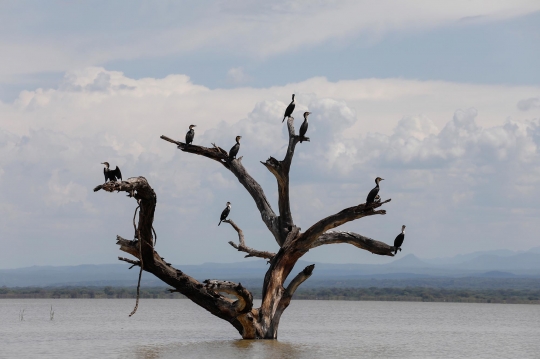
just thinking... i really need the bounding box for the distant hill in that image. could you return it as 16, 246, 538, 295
475, 271, 517, 278
2, 247, 540, 288
526, 246, 540, 254
386, 254, 429, 268
424, 247, 540, 265
459, 253, 540, 272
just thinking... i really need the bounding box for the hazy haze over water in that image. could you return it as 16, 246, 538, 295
1, 299, 539, 358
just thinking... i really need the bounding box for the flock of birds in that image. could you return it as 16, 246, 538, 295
184, 95, 311, 159
101, 94, 406, 255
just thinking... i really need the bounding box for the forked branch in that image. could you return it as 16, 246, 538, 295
98, 104, 404, 340
95, 177, 156, 263
261, 116, 306, 242
96, 177, 255, 335
270, 264, 315, 335
224, 219, 275, 260
160, 135, 281, 244
296, 199, 391, 249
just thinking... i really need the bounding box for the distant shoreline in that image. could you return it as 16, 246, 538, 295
1, 286, 539, 304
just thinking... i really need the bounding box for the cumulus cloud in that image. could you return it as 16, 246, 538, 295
330, 108, 540, 170
46, 171, 91, 209
2, 68, 540, 268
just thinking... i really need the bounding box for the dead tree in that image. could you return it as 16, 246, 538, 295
94, 116, 395, 339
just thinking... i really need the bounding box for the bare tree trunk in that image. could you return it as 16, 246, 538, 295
95, 116, 396, 339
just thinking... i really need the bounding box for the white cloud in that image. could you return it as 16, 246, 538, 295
6, 67, 540, 139
2, 67, 540, 267
333, 108, 540, 170
46, 170, 91, 209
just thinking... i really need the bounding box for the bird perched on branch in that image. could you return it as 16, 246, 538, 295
394, 225, 406, 254
102, 162, 122, 182
229, 136, 242, 161
282, 94, 295, 122
366, 177, 383, 205
185, 125, 196, 146
218, 202, 231, 226
299, 111, 311, 142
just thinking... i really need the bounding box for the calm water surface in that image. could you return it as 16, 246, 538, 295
1, 299, 539, 358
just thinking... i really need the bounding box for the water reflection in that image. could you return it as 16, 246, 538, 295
132, 339, 307, 359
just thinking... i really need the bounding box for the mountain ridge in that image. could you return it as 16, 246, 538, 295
2, 249, 540, 287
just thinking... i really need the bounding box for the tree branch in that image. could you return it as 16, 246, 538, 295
115, 235, 253, 324
203, 280, 253, 313
95, 177, 156, 264
311, 231, 395, 256
161, 135, 229, 166
224, 219, 275, 260
93, 177, 155, 200
99, 100, 407, 339
283, 264, 315, 300
295, 199, 391, 250
118, 256, 140, 268
282, 116, 305, 171
270, 264, 315, 336
261, 116, 305, 243
96, 177, 256, 335
161, 135, 281, 244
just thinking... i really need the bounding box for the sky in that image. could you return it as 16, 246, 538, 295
1, 1, 540, 269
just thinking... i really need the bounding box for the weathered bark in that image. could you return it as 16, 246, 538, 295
311, 231, 395, 256
260, 116, 307, 244
95, 116, 396, 339
95, 179, 255, 337
270, 264, 315, 337
295, 199, 392, 250
161, 135, 281, 244
224, 219, 275, 260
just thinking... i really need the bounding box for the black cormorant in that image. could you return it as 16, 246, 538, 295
185, 125, 196, 145
299, 111, 311, 142
366, 177, 384, 205
228, 136, 242, 161
218, 202, 231, 226
393, 225, 406, 254
102, 162, 122, 182
282, 94, 295, 122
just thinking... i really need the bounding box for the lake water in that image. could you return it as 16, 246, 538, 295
1, 299, 539, 358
